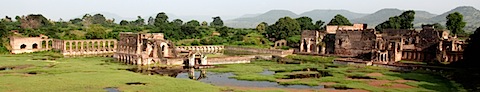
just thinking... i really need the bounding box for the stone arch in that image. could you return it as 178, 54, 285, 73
20, 44, 27, 49
302, 39, 307, 52
160, 42, 168, 57
71, 42, 76, 51
41, 40, 47, 48
32, 43, 38, 49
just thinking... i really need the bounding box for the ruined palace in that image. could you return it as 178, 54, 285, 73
299, 24, 465, 63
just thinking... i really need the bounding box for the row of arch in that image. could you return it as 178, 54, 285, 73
176, 46, 224, 53
52, 39, 117, 55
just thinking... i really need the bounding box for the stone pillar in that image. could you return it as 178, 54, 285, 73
306, 39, 311, 53
107, 41, 111, 52
102, 41, 106, 52
189, 54, 196, 67
201, 55, 208, 65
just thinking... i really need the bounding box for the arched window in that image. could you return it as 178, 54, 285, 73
32, 43, 38, 49
20, 44, 27, 49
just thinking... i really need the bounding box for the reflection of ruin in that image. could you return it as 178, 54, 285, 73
299, 24, 466, 63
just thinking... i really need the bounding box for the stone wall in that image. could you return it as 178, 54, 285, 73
207, 55, 255, 65
334, 30, 376, 57
10, 37, 52, 54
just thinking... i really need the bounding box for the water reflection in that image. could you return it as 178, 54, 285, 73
129, 66, 325, 89
177, 68, 324, 89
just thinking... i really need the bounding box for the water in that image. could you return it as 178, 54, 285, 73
104, 87, 119, 92
175, 70, 324, 89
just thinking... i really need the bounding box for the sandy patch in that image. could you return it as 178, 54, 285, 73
367, 80, 413, 88
276, 79, 300, 82
365, 73, 384, 77
320, 82, 337, 86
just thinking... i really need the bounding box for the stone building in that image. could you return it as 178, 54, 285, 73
114, 32, 177, 65
9, 35, 51, 54
299, 24, 465, 63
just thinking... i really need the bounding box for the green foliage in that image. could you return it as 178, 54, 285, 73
85, 24, 107, 39
446, 12, 466, 35
256, 22, 267, 34
327, 14, 353, 26
154, 12, 169, 27
210, 16, 224, 27
433, 23, 446, 30
315, 20, 325, 30
295, 16, 316, 30
286, 35, 301, 46
267, 16, 301, 40
375, 10, 415, 31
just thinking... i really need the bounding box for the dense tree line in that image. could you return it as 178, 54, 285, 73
375, 10, 415, 32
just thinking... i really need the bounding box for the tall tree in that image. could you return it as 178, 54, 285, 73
256, 22, 267, 34
446, 12, 466, 35
375, 10, 415, 31
267, 17, 301, 41
154, 12, 169, 27
185, 20, 200, 27
295, 16, 316, 30
210, 16, 223, 27
92, 14, 107, 24
19, 14, 51, 29
201, 21, 208, 26
147, 16, 155, 25
132, 16, 145, 25
327, 14, 352, 26
172, 19, 183, 26
315, 20, 325, 30
120, 20, 129, 25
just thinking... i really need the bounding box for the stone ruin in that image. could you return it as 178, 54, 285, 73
9, 35, 51, 54
299, 24, 466, 63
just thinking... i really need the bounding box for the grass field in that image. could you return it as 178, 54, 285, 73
208, 55, 466, 92
0, 52, 219, 92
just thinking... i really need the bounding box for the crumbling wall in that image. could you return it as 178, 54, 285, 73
334, 30, 376, 57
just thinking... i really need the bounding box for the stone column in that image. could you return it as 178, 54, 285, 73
107, 41, 111, 52
201, 55, 208, 65
102, 41, 106, 52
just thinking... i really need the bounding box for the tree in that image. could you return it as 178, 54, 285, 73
85, 24, 107, 39
120, 20, 129, 25
315, 20, 325, 30
92, 14, 107, 24
70, 18, 82, 25
267, 17, 301, 41
201, 21, 208, 26
256, 22, 267, 34
147, 16, 155, 25
19, 14, 51, 29
172, 19, 183, 26
446, 12, 466, 35
327, 14, 352, 26
375, 10, 415, 31
432, 23, 445, 30
132, 16, 145, 25
295, 16, 316, 30
154, 12, 169, 27
185, 20, 200, 27
210, 16, 223, 27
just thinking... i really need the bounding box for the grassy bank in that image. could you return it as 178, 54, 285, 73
0, 52, 219, 92
208, 55, 465, 92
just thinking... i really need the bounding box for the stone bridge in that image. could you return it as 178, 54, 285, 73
52, 39, 117, 56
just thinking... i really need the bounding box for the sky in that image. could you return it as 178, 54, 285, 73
1, 0, 479, 22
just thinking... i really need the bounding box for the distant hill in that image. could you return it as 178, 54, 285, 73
351, 9, 437, 27
424, 6, 480, 32
300, 9, 367, 23
225, 9, 367, 28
